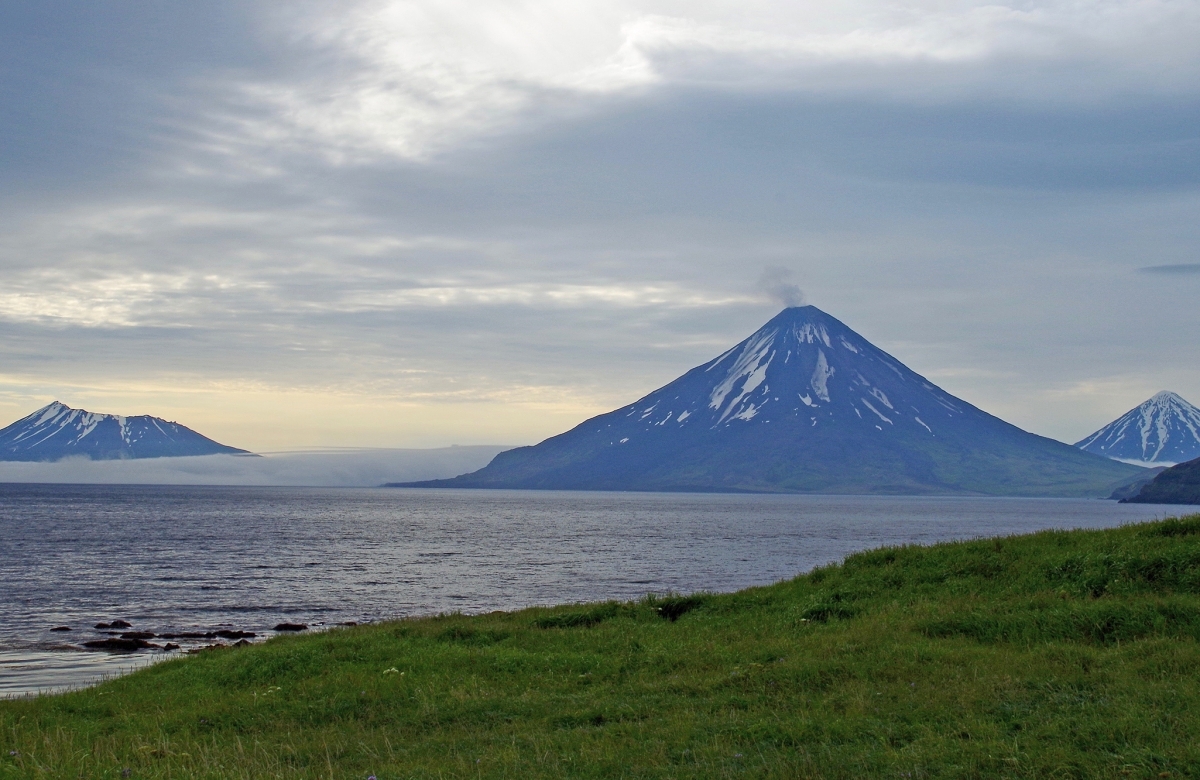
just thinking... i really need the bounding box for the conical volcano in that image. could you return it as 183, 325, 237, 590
403, 306, 1143, 496
1076, 391, 1200, 465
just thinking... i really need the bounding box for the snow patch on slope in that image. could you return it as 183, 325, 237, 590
709, 328, 775, 421
810, 350, 834, 402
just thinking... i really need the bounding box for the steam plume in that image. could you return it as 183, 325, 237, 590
755, 266, 805, 308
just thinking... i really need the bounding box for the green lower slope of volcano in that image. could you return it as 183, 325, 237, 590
414, 418, 1144, 497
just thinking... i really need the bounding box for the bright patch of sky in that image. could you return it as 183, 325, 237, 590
0, 0, 1198, 449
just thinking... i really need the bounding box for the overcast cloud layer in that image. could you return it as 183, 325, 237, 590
1, 0, 1198, 451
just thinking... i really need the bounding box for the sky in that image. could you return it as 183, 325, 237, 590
1, 0, 1198, 452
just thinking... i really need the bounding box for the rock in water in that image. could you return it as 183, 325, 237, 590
94, 620, 133, 629
1076, 391, 1200, 465
82, 637, 160, 652
0, 402, 249, 461
398, 306, 1141, 496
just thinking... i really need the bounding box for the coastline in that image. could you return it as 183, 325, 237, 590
5, 515, 1200, 777
0, 650, 164, 700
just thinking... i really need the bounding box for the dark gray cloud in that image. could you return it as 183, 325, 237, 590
1140, 263, 1200, 274
0, 1, 267, 190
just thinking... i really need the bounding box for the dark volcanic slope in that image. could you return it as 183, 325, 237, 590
0, 402, 250, 461
1122, 458, 1200, 505
402, 306, 1141, 496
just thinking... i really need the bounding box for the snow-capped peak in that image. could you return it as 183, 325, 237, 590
426, 304, 1141, 496
608, 305, 970, 440
1076, 391, 1200, 465
0, 401, 248, 461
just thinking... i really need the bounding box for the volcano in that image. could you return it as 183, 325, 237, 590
1076, 391, 1200, 466
0, 401, 250, 461
400, 306, 1142, 496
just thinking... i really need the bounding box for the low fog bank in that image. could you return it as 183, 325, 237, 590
0, 446, 511, 487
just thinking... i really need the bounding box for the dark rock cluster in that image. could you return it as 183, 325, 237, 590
61, 619, 311, 653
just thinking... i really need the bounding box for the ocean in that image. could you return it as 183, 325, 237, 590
2, 483, 1195, 697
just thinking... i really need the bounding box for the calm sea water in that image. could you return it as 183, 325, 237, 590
2, 483, 1196, 696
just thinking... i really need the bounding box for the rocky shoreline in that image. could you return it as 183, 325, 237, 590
32, 620, 321, 656
1, 619, 366, 698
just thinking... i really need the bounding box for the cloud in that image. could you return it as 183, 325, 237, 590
754, 267, 805, 308
1139, 263, 1200, 274
197, 0, 1200, 164
0, 447, 508, 487
211, 1, 656, 164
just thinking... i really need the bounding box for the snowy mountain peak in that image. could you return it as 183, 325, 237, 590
0, 402, 249, 461
410, 304, 1141, 495
27, 401, 124, 437
621, 305, 965, 439
1076, 391, 1200, 465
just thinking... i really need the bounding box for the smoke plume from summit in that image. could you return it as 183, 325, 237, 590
756, 267, 806, 308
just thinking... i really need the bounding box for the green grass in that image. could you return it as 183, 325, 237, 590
6, 516, 1200, 779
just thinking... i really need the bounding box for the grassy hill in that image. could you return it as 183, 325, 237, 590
5, 516, 1200, 778
1125, 458, 1200, 505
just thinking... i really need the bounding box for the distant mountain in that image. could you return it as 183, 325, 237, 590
1107, 467, 1167, 501
398, 306, 1141, 496
1121, 457, 1200, 505
1076, 391, 1200, 465
0, 402, 250, 461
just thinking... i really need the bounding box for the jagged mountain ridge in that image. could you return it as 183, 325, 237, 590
400, 306, 1142, 496
1076, 391, 1200, 465
0, 402, 250, 461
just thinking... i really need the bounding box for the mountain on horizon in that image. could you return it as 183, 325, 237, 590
0, 402, 250, 461
1076, 391, 1200, 466
397, 306, 1142, 496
